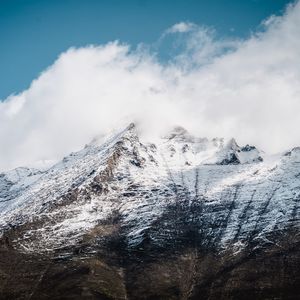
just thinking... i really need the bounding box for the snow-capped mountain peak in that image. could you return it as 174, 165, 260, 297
0, 123, 299, 299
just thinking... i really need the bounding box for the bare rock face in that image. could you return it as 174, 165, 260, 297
0, 124, 299, 299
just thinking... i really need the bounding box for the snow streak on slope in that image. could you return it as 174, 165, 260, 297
0, 167, 43, 204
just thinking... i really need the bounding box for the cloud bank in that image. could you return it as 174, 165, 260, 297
1, 1, 300, 170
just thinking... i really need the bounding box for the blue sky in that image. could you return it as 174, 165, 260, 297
0, 0, 292, 100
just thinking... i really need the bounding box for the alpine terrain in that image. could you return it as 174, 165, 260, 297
0, 123, 299, 299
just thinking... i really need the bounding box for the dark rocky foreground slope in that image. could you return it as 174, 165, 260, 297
0, 124, 299, 299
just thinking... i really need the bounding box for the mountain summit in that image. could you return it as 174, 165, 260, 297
0, 124, 299, 299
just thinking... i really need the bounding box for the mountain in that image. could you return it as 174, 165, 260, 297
0, 123, 299, 299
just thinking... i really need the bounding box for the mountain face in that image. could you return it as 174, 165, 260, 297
0, 123, 299, 300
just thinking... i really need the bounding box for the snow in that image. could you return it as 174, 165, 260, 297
0, 167, 43, 205
0, 124, 299, 253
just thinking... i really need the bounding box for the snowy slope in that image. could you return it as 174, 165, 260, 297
0, 123, 299, 255
0, 167, 43, 204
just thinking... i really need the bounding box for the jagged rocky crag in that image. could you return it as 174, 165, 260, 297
0, 124, 299, 299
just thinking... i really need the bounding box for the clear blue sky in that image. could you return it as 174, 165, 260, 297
0, 0, 292, 100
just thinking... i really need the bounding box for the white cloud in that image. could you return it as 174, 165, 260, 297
166, 22, 195, 33
162, 22, 239, 68
1, 1, 300, 170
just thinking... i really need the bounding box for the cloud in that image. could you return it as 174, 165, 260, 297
1, 1, 300, 170
161, 22, 239, 67
166, 22, 195, 33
